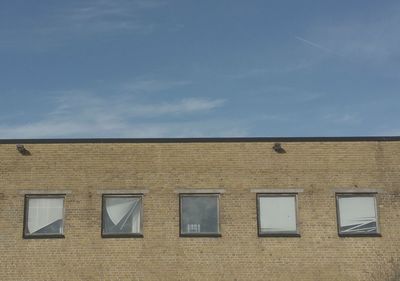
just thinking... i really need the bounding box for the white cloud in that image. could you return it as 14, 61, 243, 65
0, 90, 232, 138
0, 119, 248, 139
128, 98, 225, 116
49, 90, 225, 117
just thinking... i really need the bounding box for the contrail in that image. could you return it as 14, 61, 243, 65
294, 36, 333, 53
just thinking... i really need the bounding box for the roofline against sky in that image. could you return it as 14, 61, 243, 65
1, 136, 400, 144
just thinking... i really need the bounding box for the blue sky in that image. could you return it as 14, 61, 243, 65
1, 0, 399, 138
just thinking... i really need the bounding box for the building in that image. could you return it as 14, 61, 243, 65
0, 137, 399, 281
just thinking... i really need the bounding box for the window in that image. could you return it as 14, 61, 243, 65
102, 194, 143, 238
23, 195, 65, 238
336, 193, 380, 236
257, 193, 299, 237
180, 194, 220, 237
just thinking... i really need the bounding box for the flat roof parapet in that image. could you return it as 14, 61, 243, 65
0, 136, 400, 144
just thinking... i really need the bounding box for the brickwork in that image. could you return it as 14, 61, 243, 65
0, 140, 399, 281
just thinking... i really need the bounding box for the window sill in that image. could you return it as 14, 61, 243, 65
338, 233, 382, 237
180, 233, 221, 238
101, 233, 144, 238
23, 234, 65, 239
258, 233, 300, 237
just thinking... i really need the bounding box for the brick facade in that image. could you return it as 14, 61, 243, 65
0, 139, 399, 280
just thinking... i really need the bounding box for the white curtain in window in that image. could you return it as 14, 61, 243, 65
27, 198, 64, 234
105, 197, 141, 233
259, 196, 296, 232
338, 196, 377, 233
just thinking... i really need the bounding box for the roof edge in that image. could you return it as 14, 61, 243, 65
0, 136, 400, 144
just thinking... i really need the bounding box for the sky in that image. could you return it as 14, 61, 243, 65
0, 0, 399, 138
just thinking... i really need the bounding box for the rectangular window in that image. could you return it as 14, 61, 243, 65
336, 193, 380, 237
102, 194, 143, 238
257, 193, 299, 237
23, 195, 65, 239
180, 194, 220, 237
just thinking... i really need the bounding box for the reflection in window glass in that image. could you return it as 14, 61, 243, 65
337, 195, 378, 235
102, 195, 142, 236
180, 195, 219, 235
25, 196, 64, 237
258, 195, 298, 235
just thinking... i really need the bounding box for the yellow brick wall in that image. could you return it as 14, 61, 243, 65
0, 141, 399, 281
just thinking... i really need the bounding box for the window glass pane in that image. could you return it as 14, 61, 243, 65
103, 196, 142, 234
181, 195, 219, 234
338, 196, 377, 234
26, 197, 64, 235
259, 196, 297, 233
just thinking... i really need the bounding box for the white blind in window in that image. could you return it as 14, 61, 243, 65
27, 198, 64, 234
259, 196, 296, 232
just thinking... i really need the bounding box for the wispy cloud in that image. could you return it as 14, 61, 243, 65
60, 0, 165, 33
122, 79, 192, 93
298, 4, 400, 62
378, 129, 400, 136
50, 90, 225, 119
138, 98, 224, 116
267, 86, 325, 103
323, 113, 361, 124
0, 89, 231, 138
0, 119, 248, 139
225, 60, 316, 80
0, 0, 173, 50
